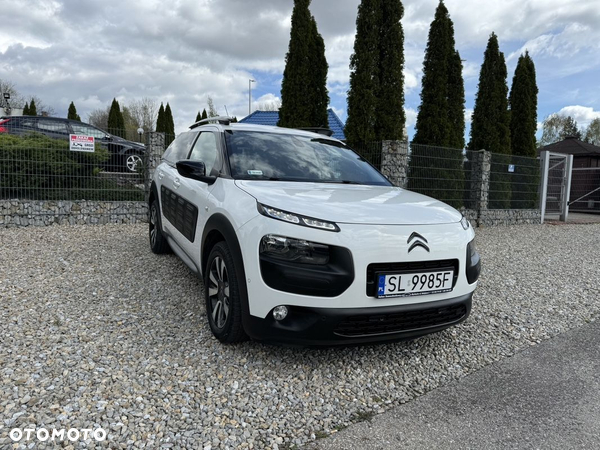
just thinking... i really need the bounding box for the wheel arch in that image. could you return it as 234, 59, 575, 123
201, 213, 250, 321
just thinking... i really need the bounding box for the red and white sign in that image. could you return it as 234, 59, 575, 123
69, 134, 95, 152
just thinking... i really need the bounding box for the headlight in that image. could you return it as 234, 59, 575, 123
258, 203, 339, 232
460, 216, 470, 230
468, 238, 477, 258
260, 234, 329, 265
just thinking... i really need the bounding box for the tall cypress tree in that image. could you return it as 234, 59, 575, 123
164, 103, 175, 146
28, 99, 37, 116
346, 0, 380, 146
447, 51, 465, 149
107, 98, 125, 138
22, 102, 30, 116
156, 103, 165, 133
346, 0, 405, 146
195, 111, 201, 123
469, 33, 511, 208
201, 109, 208, 120
279, 0, 328, 128
308, 16, 329, 128
68, 101, 81, 121
375, 0, 405, 141
469, 33, 510, 153
409, 2, 464, 207
509, 51, 538, 208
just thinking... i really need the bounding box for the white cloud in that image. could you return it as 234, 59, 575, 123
464, 108, 474, 124
405, 107, 418, 128
554, 105, 600, 129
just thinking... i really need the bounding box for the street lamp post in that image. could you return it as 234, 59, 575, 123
248, 79, 255, 115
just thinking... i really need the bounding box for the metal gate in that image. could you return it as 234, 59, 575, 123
569, 167, 600, 212
540, 151, 573, 222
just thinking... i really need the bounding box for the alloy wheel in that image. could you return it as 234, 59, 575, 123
208, 256, 230, 329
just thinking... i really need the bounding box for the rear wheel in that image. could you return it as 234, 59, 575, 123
149, 200, 170, 254
205, 242, 247, 343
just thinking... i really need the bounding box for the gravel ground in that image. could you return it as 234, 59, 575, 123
0, 223, 598, 449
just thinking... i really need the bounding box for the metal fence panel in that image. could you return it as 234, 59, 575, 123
570, 168, 600, 212
0, 123, 177, 204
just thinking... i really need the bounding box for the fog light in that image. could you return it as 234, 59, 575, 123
273, 305, 289, 321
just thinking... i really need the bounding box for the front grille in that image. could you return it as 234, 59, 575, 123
334, 303, 467, 337
366, 259, 459, 297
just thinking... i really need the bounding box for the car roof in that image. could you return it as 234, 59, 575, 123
192, 122, 345, 144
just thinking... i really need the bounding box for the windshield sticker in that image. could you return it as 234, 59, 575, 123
247, 170, 263, 176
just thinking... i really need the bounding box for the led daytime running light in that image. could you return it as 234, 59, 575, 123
259, 204, 339, 232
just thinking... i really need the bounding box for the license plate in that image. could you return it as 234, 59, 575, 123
376, 270, 454, 298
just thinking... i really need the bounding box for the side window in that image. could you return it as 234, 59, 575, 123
189, 132, 220, 175
36, 120, 68, 133
162, 132, 197, 163
71, 124, 107, 139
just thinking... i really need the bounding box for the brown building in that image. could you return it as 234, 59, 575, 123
538, 137, 600, 212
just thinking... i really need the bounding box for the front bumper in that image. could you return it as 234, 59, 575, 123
244, 292, 472, 346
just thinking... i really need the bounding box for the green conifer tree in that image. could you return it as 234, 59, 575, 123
195, 111, 201, 123
346, 0, 381, 146
156, 103, 165, 133
68, 101, 81, 121
279, 0, 328, 128
107, 98, 125, 138
345, 0, 405, 147
469, 33, 511, 208
28, 99, 37, 116
22, 102, 30, 116
164, 103, 175, 146
375, 0, 405, 141
408, 2, 464, 206
509, 51, 539, 208
201, 109, 208, 120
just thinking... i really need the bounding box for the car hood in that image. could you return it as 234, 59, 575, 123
234, 181, 462, 225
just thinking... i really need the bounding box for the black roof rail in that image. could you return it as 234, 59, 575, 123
189, 116, 235, 129
296, 127, 334, 137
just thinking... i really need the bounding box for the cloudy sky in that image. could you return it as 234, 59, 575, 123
1, 0, 599, 140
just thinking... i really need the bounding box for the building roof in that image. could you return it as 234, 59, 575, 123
239, 108, 346, 140
538, 136, 600, 157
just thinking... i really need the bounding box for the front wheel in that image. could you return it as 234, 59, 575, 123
205, 242, 247, 343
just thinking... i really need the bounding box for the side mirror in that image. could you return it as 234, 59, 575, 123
176, 160, 217, 185
105, 135, 112, 141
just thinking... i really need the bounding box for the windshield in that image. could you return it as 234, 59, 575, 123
224, 130, 391, 186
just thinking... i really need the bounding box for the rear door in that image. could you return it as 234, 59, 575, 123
158, 131, 198, 241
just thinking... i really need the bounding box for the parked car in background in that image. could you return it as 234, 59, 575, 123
0, 115, 145, 172
148, 117, 481, 346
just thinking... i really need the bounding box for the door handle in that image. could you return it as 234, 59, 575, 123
158, 171, 165, 180
173, 178, 181, 189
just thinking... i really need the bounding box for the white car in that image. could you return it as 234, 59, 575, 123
148, 118, 481, 345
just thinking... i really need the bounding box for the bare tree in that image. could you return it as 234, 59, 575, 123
127, 97, 158, 132
256, 99, 282, 111
29, 95, 56, 116
87, 106, 110, 130
207, 96, 218, 117
0, 79, 24, 111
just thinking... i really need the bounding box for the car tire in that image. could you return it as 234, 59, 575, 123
125, 152, 143, 173
149, 199, 170, 254
205, 242, 247, 343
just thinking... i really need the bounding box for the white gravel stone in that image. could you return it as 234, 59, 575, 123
0, 223, 598, 449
